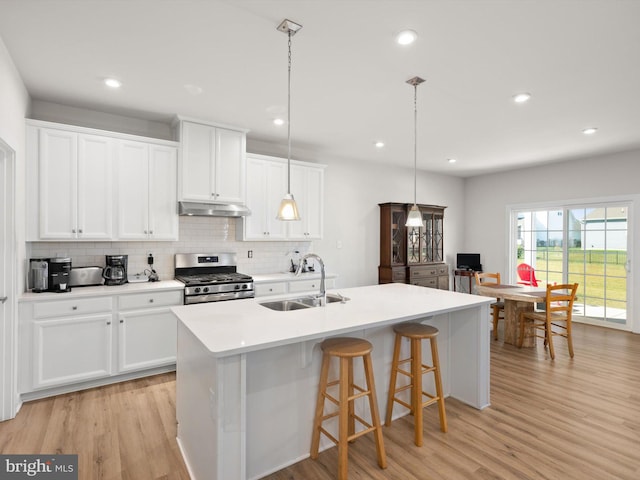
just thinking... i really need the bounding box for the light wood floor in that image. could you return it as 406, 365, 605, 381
1, 323, 639, 480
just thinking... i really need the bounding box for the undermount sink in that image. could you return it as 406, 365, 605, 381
260, 293, 349, 311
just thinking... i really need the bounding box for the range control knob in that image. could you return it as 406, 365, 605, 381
234, 285, 240, 290
203, 287, 209, 293
242, 284, 248, 289
194, 287, 201, 293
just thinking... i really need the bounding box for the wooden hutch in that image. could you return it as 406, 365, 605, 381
378, 202, 449, 290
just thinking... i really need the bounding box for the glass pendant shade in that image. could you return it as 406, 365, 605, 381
406, 204, 423, 227
276, 193, 301, 220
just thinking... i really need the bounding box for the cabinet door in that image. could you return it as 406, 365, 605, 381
243, 158, 287, 240
180, 121, 214, 201
39, 128, 78, 239
288, 164, 324, 240
118, 308, 177, 372
32, 314, 113, 389
77, 134, 113, 239
214, 128, 245, 204
116, 140, 149, 239
148, 145, 178, 240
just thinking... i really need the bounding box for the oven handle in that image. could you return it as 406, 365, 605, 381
184, 290, 255, 305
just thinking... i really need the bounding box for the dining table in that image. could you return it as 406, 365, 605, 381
475, 284, 548, 347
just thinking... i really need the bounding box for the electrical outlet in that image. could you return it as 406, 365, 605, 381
248, 250, 253, 258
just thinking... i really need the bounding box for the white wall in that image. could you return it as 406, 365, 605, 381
464, 148, 640, 332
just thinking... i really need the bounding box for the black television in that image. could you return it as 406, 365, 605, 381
456, 253, 482, 271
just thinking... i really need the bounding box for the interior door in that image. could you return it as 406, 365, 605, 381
0, 139, 17, 420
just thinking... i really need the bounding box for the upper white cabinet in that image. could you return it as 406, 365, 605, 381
288, 163, 324, 240
26, 119, 178, 242
33, 127, 113, 240
242, 155, 288, 240
176, 118, 248, 204
237, 154, 326, 241
116, 141, 178, 240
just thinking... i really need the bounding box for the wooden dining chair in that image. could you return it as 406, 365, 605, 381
474, 272, 505, 341
518, 283, 579, 359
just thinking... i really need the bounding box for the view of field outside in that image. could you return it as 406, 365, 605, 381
515, 206, 628, 327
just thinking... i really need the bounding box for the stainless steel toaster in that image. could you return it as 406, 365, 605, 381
69, 266, 104, 287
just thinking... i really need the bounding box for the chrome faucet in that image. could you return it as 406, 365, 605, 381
296, 253, 325, 305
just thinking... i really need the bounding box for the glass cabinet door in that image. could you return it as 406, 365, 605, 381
407, 226, 421, 264
391, 208, 406, 265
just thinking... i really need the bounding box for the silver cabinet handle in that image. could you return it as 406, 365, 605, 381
79, 229, 83, 233
144, 230, 148, 234
72, 306, 78, 310
149, 230, 153, 234
72, 229, 76, 233
0, 297, 7, 304
106, 321, 111, 325
149, 298, 154, 303
120, 319, 124, 323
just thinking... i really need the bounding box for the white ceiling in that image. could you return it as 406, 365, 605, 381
1, 0, 639, 177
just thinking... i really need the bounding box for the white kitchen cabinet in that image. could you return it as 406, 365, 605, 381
19, 286, 183, 398
254, 282, 288, 297
34, 127, 113, 240
238, 154, 326, 241
117, 290, 182, 372
116, 140, 178, 240
177, 119, 247, 204
253, 275, 337, 298
288, 163, 325, 240
240, 155, 288, 240
26, 119, 179, 242
25, 296, 114, 390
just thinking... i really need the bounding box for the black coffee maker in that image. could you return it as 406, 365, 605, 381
48, 257, 72, 293
103, 255, 128, 286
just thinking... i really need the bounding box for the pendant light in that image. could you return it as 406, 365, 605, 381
405, 76, 425, 227
276, 19, 302, 221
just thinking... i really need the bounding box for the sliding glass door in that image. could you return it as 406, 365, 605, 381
513, 203, 630, 330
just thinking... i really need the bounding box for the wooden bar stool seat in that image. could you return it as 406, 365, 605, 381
310, 337, 387, 480
385, 323, 447, 446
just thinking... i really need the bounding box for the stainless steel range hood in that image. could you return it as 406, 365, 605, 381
178, 201, 251, 217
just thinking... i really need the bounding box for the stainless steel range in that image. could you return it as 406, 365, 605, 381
175, 253, 254, 305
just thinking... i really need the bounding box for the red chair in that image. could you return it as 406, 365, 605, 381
517, 263, 538, 287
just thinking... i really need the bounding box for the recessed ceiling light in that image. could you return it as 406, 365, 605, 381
396, 30, 417, 45
374, 141, 385, 148
582, 127, 598, 135
447, 158, 457, 164
104, 78, 122, 88
513, 92, 531, 103
273, 118, 285, 126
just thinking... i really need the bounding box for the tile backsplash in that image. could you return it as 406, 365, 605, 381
27, 216, 312, 282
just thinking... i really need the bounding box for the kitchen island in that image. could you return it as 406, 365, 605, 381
171, 283, 493, 480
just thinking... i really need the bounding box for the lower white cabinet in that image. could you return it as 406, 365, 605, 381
118, 290, 182, 372
19, 288, 183, 397
33, 313, 114, 389
253, 276, 337, 298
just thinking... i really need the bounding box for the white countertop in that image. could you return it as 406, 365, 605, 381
251, 272, 338, 283
19, 279, 185, 302
172, 283, 493, 357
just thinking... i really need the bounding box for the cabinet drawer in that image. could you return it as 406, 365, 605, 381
409, 266, 438, 278
437, 265, 449, 276
412, 277, 438, 288
392, 268, 407, 282
254, 282, 287, 297
33, 296, 113, 319
119, 290, 183, 310
289, 278, 335, 293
